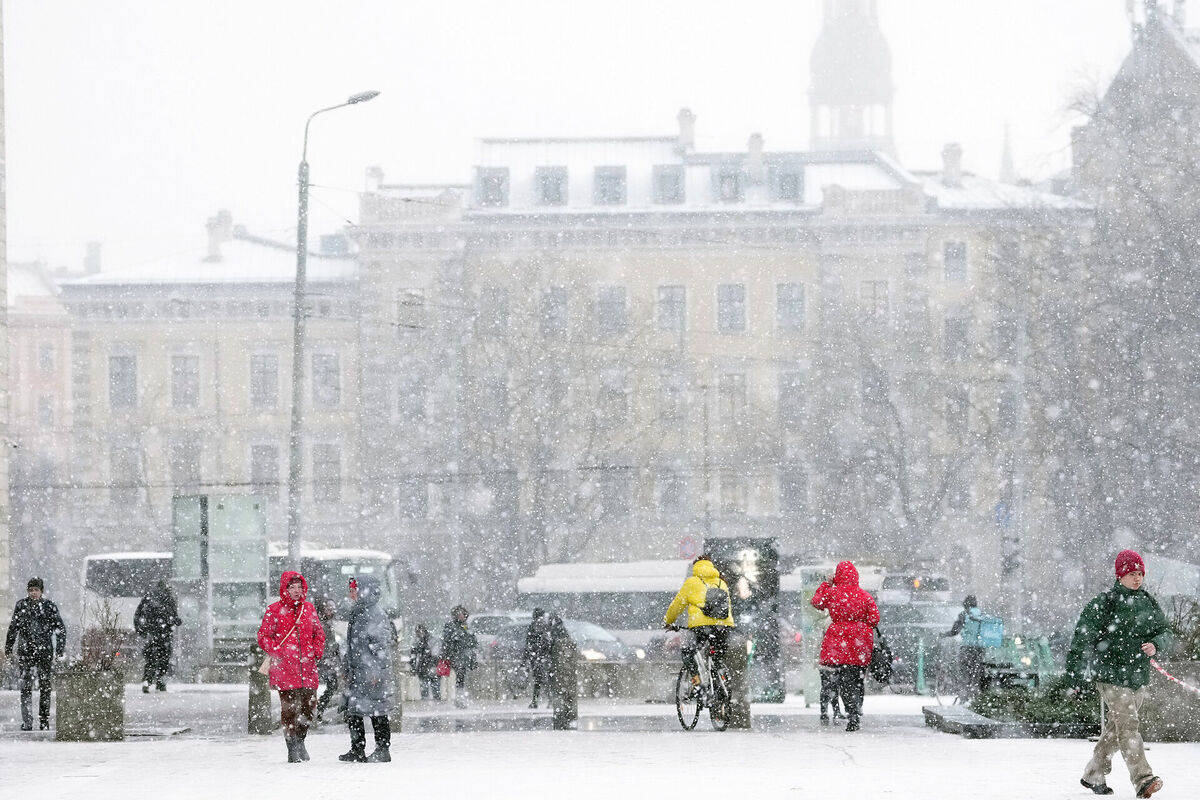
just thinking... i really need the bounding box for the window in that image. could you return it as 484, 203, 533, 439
480, 285, 509, 336
250, 444, 280, 501
37, 342, 54, 374
860, 280, 889, 318
397, 288, 425, 332
659, 370, 685, 422
597, 369, 629, 427
862, 367, 888, 406
718, 372, 747, 422
776, 283, 805, 332
717, 284, 746, 333
657, 285, 686, 331
593, 166, 626, 205
658, 468, 685, 515
250, 354, 278, 409
109, 444, 140, 505
998, 380, 1019, 433
477, 167, 509, 207
168, 433, 202, 487
778, 370, 805, 429
109, 355, 137, 410
994, 315, 1018, 362
947, 467, 970, 511
541, 287, 568, 336
312, 444, 341, 504
595, 468, 631, 518
396, 373, 426, 423
171, 355, 200, 408
37, 395, 54, 428
398, 479, 427, 519
944, 317, 971, 361
779, 464, 808, 517
714, 165, 744, 203
536, 166, 568, 206
944, 241, 967, 281
311, 353, 340, 408
946, 387, 970, 434
720, 471, 747, 514
772, 167, 804, 201
653, 165, 685, 204
596, 286, 628, 335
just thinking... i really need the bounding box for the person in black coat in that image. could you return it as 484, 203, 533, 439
523, 608, 553, 709
4, 577, 67, 731
134, 580, 181, 692
314, 599, 342, 723
410, 623, 440, 700
441, 605, 477, 707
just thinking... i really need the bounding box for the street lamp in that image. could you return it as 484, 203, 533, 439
287, 90, 380, 569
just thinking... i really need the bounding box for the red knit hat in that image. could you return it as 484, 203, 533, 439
1115, 549, 1145, 578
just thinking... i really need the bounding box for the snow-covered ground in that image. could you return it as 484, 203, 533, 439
3, 690, 1198, 799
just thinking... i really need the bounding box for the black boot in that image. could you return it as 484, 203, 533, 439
845, 716, 861, 732
296, 736, 311, 762
286, 737, 302, 763
1080, 779, 1114, 795
366, 716, 391, 762
340, 715, 369, 762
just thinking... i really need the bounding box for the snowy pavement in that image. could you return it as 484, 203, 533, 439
2, 689, 1198, 799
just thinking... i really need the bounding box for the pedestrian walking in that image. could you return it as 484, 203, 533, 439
314, 598, 341, 724
257, 571, 325, 763
523, 608, 553, 708
4, 577, 67, 731
409, 623, 440, 700
441, 605, 477, 708
940, 594, 987, 699
134, 580, 181, 693
1066, 550, 1171, 798
339, 576, 398, 763
817, 664, 846, 724
547, 612, 578, 722
811, 561, 880, 732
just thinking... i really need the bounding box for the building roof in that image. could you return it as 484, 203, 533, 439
59, 229, 356, 288
914, 172, 1091, 212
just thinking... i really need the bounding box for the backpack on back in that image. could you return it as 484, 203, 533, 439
700, 581, 730, 620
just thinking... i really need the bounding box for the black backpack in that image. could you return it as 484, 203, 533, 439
701, 581, 730, 620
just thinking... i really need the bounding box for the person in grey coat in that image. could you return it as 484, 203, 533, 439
338, 576, 398, 763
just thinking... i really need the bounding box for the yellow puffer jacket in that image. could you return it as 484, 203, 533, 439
663, 560, 735, 629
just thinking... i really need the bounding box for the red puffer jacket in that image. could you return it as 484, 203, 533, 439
257, 571, 325, 690
811, 561, 880, 666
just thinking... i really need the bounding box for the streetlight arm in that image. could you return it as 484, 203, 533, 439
301, 91, 380, 164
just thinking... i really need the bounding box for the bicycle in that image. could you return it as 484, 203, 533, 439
669, 625, 731, 731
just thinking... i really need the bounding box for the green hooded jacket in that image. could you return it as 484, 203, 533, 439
1064, 581, 1172, 690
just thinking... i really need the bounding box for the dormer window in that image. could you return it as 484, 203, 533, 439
536, 166, 568, 206
713, 165, 744, 203
771, 166, 804, 201
653, 165, 685, 204
477, 167, 509, 207
594, 166, 627, 205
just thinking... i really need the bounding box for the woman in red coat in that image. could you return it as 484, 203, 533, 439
258, 571, 325, 762
811, 560, 880, 732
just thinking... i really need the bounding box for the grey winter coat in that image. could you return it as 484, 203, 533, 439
342, 577, 398, 717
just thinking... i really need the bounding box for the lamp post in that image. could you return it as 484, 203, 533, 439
287, 90, 380, 569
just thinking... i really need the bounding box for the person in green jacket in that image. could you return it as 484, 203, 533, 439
1065, 550, 1171, 798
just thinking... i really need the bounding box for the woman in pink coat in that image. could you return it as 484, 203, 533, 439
811, 561, 880, 732
257, 571, 325, 762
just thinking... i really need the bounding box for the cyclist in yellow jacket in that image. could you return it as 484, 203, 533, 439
663, 556, 736, 675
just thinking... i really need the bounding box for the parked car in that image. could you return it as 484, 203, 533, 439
643, 618, 802, 668
876, 601, 963, 688
469, 609, 534, 651
484, 618, 646, 663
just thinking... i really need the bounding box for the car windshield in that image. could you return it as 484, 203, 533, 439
565, 620, 617, 642
880, 603, 962, 627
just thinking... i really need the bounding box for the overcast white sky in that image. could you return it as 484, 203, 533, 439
5, 0, 1135, 273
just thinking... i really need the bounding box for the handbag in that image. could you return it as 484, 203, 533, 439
869, 625, 893, 684
259, 607, 304, 676
436, 658, 452, 677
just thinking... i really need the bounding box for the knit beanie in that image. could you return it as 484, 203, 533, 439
1115, 550, 1145, 579
27, 577, 44, 591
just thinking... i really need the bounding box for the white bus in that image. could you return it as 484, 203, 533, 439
82, 551, 174, 633
516, 559, 693, 646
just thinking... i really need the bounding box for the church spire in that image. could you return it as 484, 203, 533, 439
809, 0, 895, 154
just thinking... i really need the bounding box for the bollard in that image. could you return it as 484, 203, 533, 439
551, 634, 579, 730
724, 630, 752, 729
248, 652, 275, 735
389, 645, 403, 734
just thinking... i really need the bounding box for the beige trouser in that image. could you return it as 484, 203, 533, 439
1082, 682, 1153, 790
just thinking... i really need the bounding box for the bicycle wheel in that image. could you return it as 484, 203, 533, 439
709, 671, 730, 732
675, 666, 701, 731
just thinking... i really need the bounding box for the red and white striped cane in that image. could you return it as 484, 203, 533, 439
1150, 658, 1200, 696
